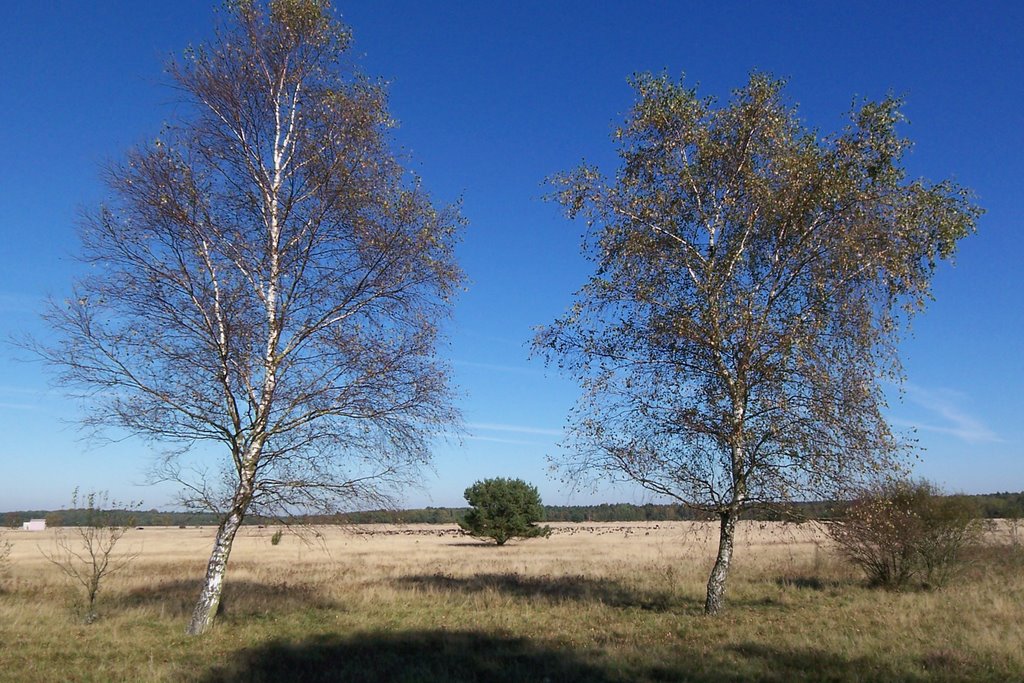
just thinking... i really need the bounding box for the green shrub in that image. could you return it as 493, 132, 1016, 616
270, 529, 283, 546
459, 478, 552, 545
828, 480, 986, 589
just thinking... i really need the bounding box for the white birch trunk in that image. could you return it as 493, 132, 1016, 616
704, 509, 737, 615
705, 400, 745, 616
186, 504, 246, 635
184, 77, 290, 638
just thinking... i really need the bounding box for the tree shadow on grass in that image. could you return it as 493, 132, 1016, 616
199, 630, 625, 683
445, 541, 504, 547
725, 642, 981, 682
398, 572, 682, 612
119, 579, 336, 618
197, 630, 975, 683
772, 575, 843, 591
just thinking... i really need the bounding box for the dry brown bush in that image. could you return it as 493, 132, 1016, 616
828, 480, 986, 589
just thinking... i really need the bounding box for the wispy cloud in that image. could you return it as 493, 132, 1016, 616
452, 360, 541, 376
437, 430, 543, 447
892, 384, 1003, 444
435, 422, 562, 447
461, 330, 530, 349
465, 435, 541, 446
0, 402, 36, 410
0, 385, 54, 397
468, 422, 563, 437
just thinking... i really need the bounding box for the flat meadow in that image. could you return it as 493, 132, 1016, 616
1, 521, 1021, 682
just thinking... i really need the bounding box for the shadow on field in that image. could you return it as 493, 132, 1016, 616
121, 579, 335, 617
398, 572, 680, 612
445, 541, 504, 547
199, 630, 623, 683
724, 642, 978, 682
772, 575, 842, 591
197, 630, 962, 682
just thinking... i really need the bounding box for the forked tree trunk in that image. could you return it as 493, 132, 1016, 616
704, 509, 737, 615
186, 506, 246, 635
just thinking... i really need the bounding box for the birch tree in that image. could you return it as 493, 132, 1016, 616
38, 0, 462, 635
536, 73, 980, 615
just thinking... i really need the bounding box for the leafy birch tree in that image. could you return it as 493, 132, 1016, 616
536, 73, 980, 615
37, 0, 462, 635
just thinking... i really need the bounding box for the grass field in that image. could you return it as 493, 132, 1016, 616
1, 521, 1021, 682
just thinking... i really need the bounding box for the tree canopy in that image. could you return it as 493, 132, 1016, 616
537, 72, 981, 614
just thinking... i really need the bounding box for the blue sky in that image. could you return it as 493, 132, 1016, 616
1, 1, 1021, 511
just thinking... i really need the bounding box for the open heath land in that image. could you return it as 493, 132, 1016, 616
1, 521, 1021, 682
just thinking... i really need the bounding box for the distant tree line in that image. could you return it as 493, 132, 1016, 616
4, 509, 226, 528
969, 491, 1024, 519
5, 491, 1021, 527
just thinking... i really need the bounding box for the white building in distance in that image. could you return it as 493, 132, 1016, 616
22, 519, 46, 531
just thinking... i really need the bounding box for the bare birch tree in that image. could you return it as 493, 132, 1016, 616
36, 0, 462, 635
536, 73, 980, 615
43, 489, 140, 623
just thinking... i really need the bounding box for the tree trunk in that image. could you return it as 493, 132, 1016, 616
704, 509, 737, 615
186, 506, 245, 635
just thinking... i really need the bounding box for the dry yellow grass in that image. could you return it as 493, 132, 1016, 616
1, 521, 1021, 681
